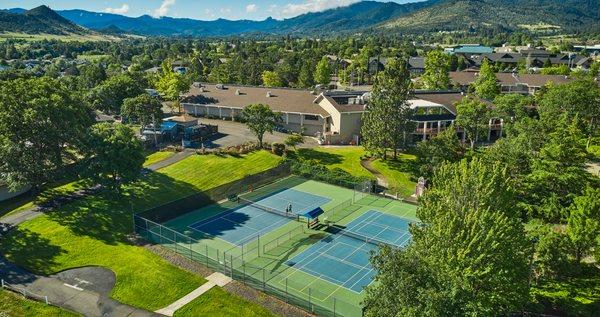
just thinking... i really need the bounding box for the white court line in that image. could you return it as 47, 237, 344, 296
63, 283, 83, 291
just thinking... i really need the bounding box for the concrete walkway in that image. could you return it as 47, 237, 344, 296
145, 149, 195, 171
155, 272, 232, 317
0, 258, 159, 317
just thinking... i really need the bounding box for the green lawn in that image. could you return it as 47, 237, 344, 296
0, 151, 283, 311
0, 289, 80, 317
296, 147, 373, 178
143, 151, 175, 167
174, 287, 275, 317
296, 146, 417, 197
0, 181, 84, 219
371, 153, 418, 197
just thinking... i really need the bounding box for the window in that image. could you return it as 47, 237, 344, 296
304, 114, 319, 121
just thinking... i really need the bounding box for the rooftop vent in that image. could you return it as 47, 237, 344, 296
216, 84, 225, 90
235, 89, 241, 95
266, 91, 272, 97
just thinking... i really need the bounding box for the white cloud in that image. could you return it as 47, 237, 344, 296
153, 0, 176, 17
220, 7, 232, 15
280, 0, 357, 18
104, 4, 130, 15
246, 4, 258, 13
204, 9, 216, 19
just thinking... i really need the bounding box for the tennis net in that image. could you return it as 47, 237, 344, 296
333, 226, 394, 248
238, 197, 297, 220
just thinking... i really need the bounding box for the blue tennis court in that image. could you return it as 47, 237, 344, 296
188, 189, 330, 246
285, 210, 412, 292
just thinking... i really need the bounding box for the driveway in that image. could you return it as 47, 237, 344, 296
194, 117, 318, 149
0, 258, 159, 316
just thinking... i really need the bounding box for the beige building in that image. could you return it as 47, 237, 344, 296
181, 83, 503, 145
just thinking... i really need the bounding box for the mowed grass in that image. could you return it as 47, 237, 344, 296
174, 287, 275, 317
143, 151, 175, 167
0, 181, 84, 219
0, 289, 80, 317
371, 153, 418, 197
0, 151, 283, 311
296, 146, 373, 178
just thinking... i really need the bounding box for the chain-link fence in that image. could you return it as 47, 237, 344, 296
133, 215, 362, 317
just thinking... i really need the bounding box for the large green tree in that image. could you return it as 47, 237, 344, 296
415, 126, 463, 180
361, 57, 415, 159
567, 187, 600, 263
241, 103, 282, 148
0, 78, 93, 192
121, 94, 164, 145
86, 73, 144, 114
365, 158, 531, 316
156, 60, 190, 102
537, 78, 600, 148
261, 70, 283, 87
421, 50, 451, 90
314, 57, 332, 86
454, 96, 489, 149
473, 59, 500, 100
82, 123, 144, 191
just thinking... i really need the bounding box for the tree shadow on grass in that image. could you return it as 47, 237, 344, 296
295, 149, 344, 165
0, 227, 66, 277
43, 171, 255, 246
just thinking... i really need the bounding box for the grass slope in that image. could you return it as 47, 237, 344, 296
174, 287, 275, 317
143, 151, 175, 167
0, 289, 80, 317
297, 147, 373, 178
0, 151, 282, 311
371, 153, 417, 197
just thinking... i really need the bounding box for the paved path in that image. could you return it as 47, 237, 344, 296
155, 272, 232, 316
145, 149, 195, 171
360, 158, 388, 188
0, 258, 159, 316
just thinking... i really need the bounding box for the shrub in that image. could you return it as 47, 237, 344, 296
272, 143, 285, 156
288, 159, 371, 189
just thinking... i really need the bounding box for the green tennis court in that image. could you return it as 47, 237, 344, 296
135, 175, 418, 316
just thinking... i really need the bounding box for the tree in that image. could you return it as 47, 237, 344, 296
121, 94, 163, 145
521, 117, 591, 221
537, 78, 600, 148
86, 74, 144, 114
361, 57, 415, 159
156, 60, 190, 102
79, 63, 107, 89
261, 70, 282, 87
314, 57, 332, 86
473, 59, 500, 99
528, 223, 571, 282
454, 96, 489, 149
492, 93, 532, 125
567, 187, 600, 263
365, 158, 530, 316
284, 133, 304, 150
241, 104, 282, 148
82, 123, 144, 191
0, 78, 93, 192
298, 62, 315, 88
421, 50, 451, 90
415, 126, 463, 180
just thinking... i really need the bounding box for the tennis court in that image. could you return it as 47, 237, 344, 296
284, 210, 413, 292
188, 188, 330, 245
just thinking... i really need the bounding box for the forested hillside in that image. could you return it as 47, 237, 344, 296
0, 5, 87, 35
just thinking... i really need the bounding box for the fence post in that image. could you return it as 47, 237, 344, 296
257, 236, 260, 257
1, 279, 4, 288
205, 245, 209, 266
309, 288, 312, 313
45, 296, 49, 305
230, 254, 233, 278
333, 297, 336, 317
262, 268, 265, 291
285, 278, 288, 303
159, 224, 163, 244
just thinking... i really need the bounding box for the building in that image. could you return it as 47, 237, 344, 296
368, 57, 426, 76
181, 83, 504, 145
444, 44, 494, 55
449, 72, 574, 95
459, 50, 590, 70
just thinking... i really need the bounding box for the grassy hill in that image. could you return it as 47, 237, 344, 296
0, 5, 88, 35
379, 0, 600, 34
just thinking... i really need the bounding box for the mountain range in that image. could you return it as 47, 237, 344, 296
1, 0, 599, 37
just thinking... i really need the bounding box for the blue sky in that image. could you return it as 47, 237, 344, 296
1, 0, 422, 20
